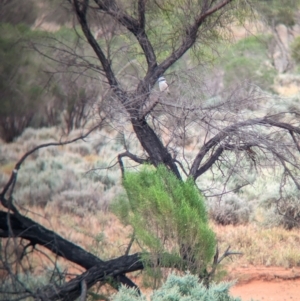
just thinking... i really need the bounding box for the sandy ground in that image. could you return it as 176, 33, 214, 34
229, 266, 300, 301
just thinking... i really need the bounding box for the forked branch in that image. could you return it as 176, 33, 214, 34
190, 117, 300, 180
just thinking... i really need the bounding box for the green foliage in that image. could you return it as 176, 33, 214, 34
144, 0, 248, 66
0, 22, 100, 139
0, 23, 48, 142
223, 35, 276, 91
255, 0, 300, 27
112, 165, 216, 276
113, 273, 242, 301
291, 36, 300, 65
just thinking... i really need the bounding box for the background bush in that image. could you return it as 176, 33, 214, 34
222, 35, 276, 92
209, 194, 252, 226
261, 196, 300, 230
0, 23, 47, 142
0, 23, 101, 141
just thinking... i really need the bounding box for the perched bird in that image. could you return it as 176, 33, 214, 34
158, 76, 170, 94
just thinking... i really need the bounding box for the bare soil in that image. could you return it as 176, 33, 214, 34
229, 266, 300, 301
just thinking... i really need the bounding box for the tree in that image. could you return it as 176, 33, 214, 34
0, 22, 102, 140
256, 0, 300, 72
0, 23, 45, 142
1, 0, 300, 300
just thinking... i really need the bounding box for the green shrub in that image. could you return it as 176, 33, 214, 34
113, 273, 242, 301
112, 165, 216, 278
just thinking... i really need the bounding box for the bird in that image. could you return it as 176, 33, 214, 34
158, 76, 170, 94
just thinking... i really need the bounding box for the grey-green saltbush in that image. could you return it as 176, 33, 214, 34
262, 197, 300, 230
0, 266, 65, 300
113, 273, 243, 301
209, 194, 252, 226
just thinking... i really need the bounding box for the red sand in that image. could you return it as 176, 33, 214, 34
229, 266, 300, 301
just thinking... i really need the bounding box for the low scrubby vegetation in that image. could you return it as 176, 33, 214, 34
113, 273, 242, 301
209, 195, 252, 226
0, 127, 123, 215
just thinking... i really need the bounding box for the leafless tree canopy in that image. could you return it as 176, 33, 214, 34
0, 0, 300, 300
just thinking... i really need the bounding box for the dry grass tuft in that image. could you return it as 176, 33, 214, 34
213, 223, 300, 269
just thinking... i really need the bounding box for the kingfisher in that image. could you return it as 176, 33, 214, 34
158, 76, 170, 94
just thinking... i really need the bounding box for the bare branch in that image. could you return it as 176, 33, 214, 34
157, 0, 234, 76
118, 151, 149, 177
289, 130, 300, 153
0, 210, 139, 292
204, 245, 242, 287
80, 280, 87, 301
194, 146, 224, 179
138, 0, 146, 29
124, 233, 135, 256
36, 250, 200, 300
35, 253, 143, 300
190, 117, 300, 180
73, 0, 122, 96
94, 0, 157, 74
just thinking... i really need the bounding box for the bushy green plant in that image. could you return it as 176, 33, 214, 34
112, 165, 216, 278
113, 273, 242, 301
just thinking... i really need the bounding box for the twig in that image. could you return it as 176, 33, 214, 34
125, 233, 135, 256
118, 151, 149, 178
